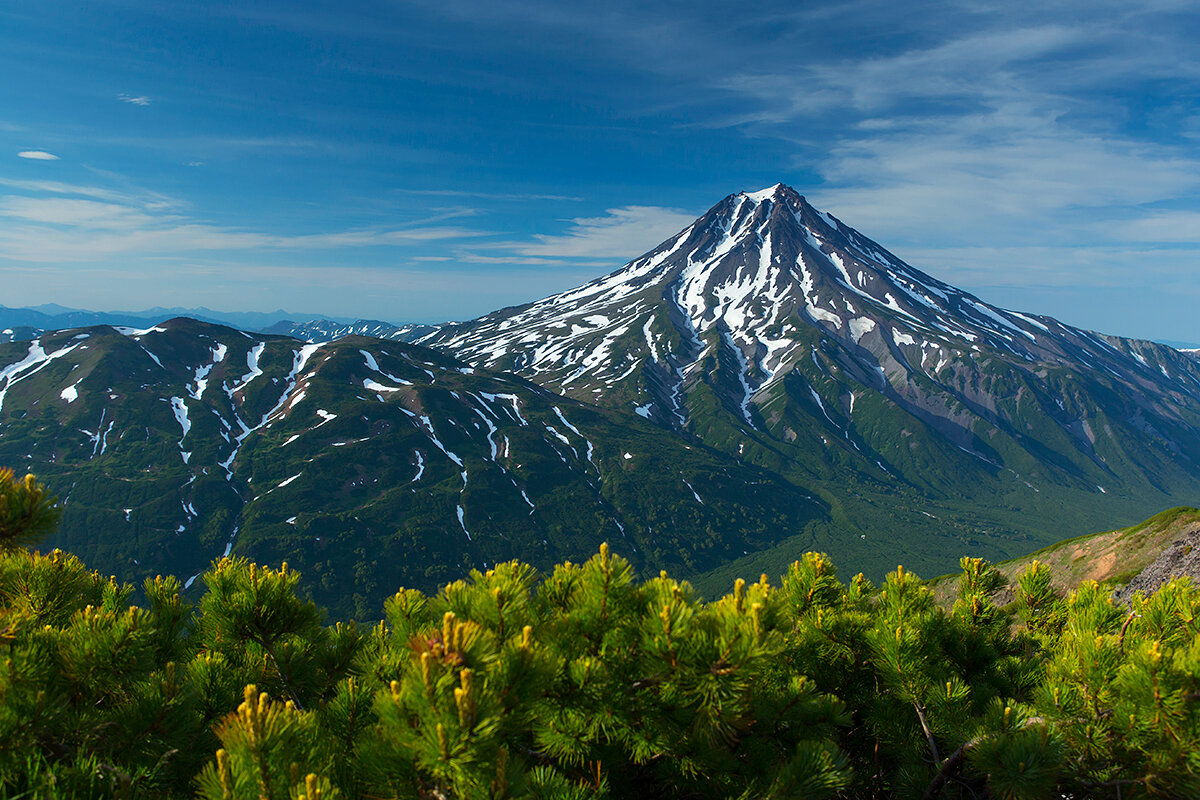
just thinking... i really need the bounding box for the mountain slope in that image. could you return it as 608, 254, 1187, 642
0, 318, 822, 617
425, 183, 1200, 565
262, 318, 436, 343
924, 506, 1200, 608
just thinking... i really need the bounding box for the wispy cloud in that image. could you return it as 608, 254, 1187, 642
0, 178, 151, 204
0, 180, 488, 262
810, 112, 1199, 242
17, 150, 59, 161
898, 244, 1200, 291
501, 206, 697, 260
400, 188, 585, 202
118, 94, 152, 106
1105, 211, 1200, 243
454, 253, 611, 268
674, 8, 1200, 301
715, 25, 1088, 124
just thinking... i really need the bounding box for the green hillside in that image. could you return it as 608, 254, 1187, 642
923, 506, 1200, 607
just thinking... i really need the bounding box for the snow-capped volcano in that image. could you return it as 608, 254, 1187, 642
426, 184, 1200, 441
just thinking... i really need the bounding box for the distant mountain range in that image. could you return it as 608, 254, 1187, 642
0, 304, 447, 350
0, 305, 440, 344
3, 184, 1200, 613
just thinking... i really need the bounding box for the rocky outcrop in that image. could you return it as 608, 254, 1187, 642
1112, 528, 1200, 604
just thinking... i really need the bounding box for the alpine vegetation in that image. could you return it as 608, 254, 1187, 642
1, 473, 1197, 799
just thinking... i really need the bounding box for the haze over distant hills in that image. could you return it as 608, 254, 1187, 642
0, 303, 368, 334
0, 305, 436, 345
2, 184, 1200, 613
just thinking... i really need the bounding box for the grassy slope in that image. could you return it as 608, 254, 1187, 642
921, 506, 1200, 607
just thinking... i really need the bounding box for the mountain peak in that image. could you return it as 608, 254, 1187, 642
733, 182, 817, 215
426, 184, 1200, 475
739, 183, 791, 203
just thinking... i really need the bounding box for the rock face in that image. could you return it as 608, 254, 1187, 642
1112, 528, 1200, 604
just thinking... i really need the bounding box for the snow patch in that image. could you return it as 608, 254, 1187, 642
361, 350, 412, 385
552, 407, 583, 436
169, 397, 191, 437
363, 378, 401, 393
479, 392, 526, 425
0, 340, 82, 412
456, 506, 472, 540
545, 424, 572, 448
849, 317, 876, 343
742, 184, 782, 203
227, 342, 266, 395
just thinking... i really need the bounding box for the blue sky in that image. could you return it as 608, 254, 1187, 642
2, 1, 1199, 343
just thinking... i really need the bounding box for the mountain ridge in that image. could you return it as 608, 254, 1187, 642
0, 304, 429, 343
0, 317, 825, 617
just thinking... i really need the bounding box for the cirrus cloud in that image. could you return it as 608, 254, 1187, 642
505, 206, 698, 260
0, 180, 489, 263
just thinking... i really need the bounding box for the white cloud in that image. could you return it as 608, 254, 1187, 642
894, 244, 1200, 291
505, 206, 697, 260
1106, 211, 1200, 243
0, 181, 488, 262
718, 25, 1087, 122
17, 151, 59, 161
0, 196, 163, 228
400, 188, 585, 202
0, 178, 149, 204
695, 9, 1200, 307
118, 94, 152, 106
809, 114, 1199, 245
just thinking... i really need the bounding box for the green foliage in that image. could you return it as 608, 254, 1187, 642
0, 469, 59, 550
195, 558, 353, 709
1, 529, 1198, 797
195, 685, 338, 800
1030, 576, 1200, 797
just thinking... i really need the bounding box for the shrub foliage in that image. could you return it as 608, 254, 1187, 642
0, 473, 1197, 798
